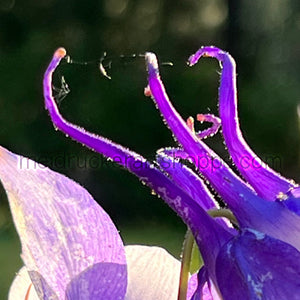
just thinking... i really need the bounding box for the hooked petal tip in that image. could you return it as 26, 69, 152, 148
188, 46, 225, 66
145, 52, 159, 77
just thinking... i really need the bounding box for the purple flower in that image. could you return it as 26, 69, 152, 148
41, 46, 300, 299
1, 146, 197, 299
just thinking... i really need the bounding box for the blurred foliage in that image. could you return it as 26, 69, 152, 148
0, 0, 300, 296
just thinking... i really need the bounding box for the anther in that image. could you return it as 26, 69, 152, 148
54, 48, 67, 59
144, 85, 152, 97
186, 116, 195, 133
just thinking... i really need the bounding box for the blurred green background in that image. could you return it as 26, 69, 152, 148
0, 0, 300, 298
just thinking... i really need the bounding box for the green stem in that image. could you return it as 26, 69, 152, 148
177, 208, 237, 300
177, 228, 194, 300
208, 208, 238, 225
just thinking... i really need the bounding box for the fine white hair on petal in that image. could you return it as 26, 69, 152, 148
8, 266, 39, 300
124, 245, 181, 300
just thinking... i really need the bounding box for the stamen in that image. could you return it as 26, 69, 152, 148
24, 283, 33, 300
186, 116, 195, 133
144, 85, 152, 97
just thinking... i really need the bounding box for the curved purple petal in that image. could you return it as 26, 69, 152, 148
216, 229, 300, 300
188, 46, 295, 201
146, 52, 300, 252
44, 48, 149, 171
0, 146, 127, 299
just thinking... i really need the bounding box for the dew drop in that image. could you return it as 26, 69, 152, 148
151, 190, 156, 195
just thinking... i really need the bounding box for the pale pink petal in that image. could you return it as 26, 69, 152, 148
8, 267, 39, 300
125, 245, 181, 300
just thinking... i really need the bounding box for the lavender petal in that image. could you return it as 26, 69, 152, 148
66, 263, 127, 300
124, 245, 180, 300
0, 146, 126, 299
